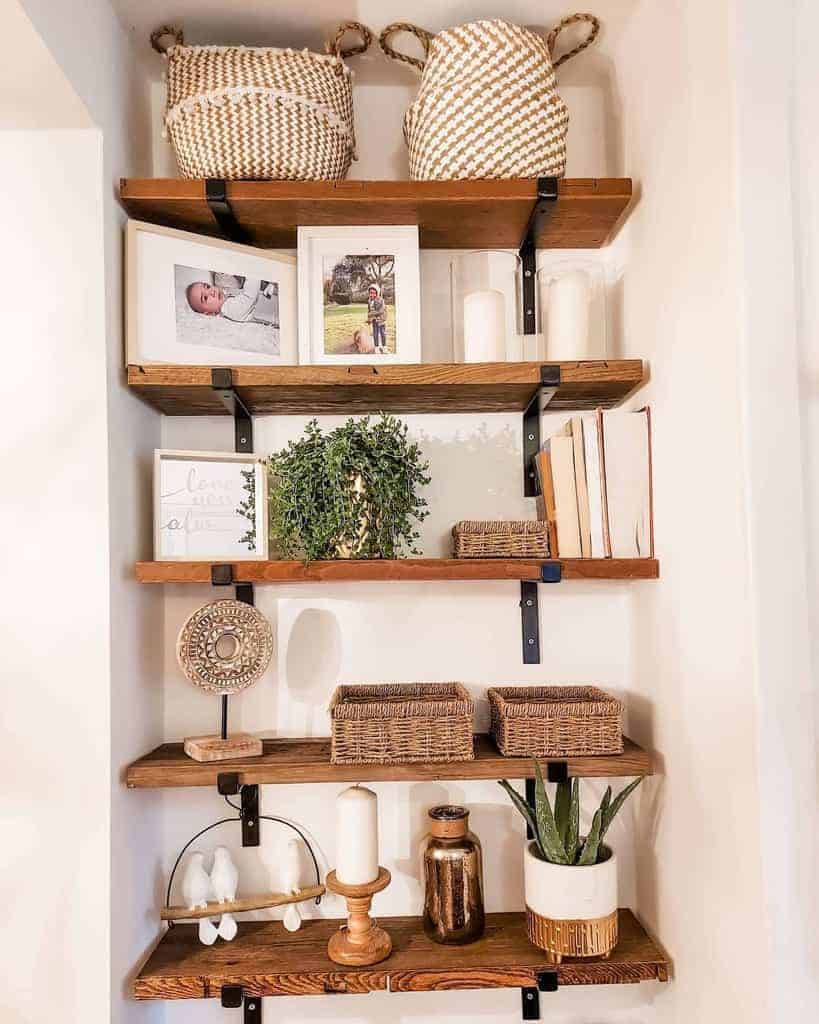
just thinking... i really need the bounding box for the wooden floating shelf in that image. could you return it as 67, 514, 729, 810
119, 178, 633, 250
161, 884, 325, 922
133, 909, 668, 999
135, 558, 659, 585
127, 361, 646, 416
126, 734, 651, 789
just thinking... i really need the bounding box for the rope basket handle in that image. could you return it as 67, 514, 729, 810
379, 22, 434, 73
546, 13, 600, 68
150, 25, 184, 55
326, 21, 374, 59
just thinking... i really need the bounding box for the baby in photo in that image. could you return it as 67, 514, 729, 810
186, 273, 279, 326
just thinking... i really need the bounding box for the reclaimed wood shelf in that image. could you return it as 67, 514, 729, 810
126, 734, 651, 789
133, 909, 668, 999
135, 558, 659, 585
128, 360, 644, 417
127, 361, 644, 416
119, 178, 633, 250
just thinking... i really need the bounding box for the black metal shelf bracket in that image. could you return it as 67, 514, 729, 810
215, 776, 260, 847
212, 368, 253, 451
221, 986, 262, 1022
519, 562, 562, 665
519, 177, 559, 336
206, 178, 251, 245
523, 365, 561, 497
521, 972, 559, 1021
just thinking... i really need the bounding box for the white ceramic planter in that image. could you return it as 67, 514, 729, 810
523, 841, 618, 960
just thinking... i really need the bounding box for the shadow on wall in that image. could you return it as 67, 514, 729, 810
285, 608, 343, 733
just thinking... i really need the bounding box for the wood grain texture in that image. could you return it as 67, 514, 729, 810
134, 557, 659, 585
125, 734, 652, 789
161, 885, 325, 921
119, 178, 633, 250
132, 910, 668, 1000
126, 361, 646, 416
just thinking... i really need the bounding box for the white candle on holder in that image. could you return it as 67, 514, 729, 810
463, 289, 506, 362
336, 785, 379, 885
546, 270, 591, 359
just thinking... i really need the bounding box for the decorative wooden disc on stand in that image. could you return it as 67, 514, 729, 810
325, 867, 392, 966
177, 599, 273, 762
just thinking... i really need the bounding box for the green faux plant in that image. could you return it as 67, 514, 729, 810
266, 415, 431, 561
499, 766, 642, 866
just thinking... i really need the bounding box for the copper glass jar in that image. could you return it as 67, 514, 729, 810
421, 805, 485, 944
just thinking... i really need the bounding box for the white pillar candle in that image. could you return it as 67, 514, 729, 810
463, 289, 506, 362
546, 270, 592, 359
336, 785, 379, 885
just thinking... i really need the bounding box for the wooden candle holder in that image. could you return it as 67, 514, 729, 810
325, 866, 392, 966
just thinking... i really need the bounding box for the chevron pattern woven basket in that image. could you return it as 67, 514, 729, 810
380, 15, 599, 181
151, 23, 371, 181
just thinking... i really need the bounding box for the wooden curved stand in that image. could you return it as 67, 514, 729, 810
325, 867, 392, 966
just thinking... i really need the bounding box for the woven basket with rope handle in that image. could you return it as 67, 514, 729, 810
379, 14, 599, 181
151, 22, 373, 181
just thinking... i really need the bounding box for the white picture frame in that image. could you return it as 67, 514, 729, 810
153, 450, 268, 561
297, 225, 421, 365
127, 220, 298, 367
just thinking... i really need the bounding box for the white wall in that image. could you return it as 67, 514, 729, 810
13, 0, 165, 1021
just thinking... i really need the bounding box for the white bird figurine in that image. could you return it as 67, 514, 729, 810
182, 851, 218, 946
211, 846, 239, 942
182, 851, 211, 909
280, 837, 303, 933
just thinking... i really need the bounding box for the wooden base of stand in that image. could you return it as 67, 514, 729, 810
325, 867, 392, 966
183, 733, 263, 762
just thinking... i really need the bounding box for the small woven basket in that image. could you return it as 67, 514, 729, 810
379, 14, 599, 180
330, 684, 474, 764
488, 686, 623, 757
151, 22, 372, 181
452, 521, 550, 559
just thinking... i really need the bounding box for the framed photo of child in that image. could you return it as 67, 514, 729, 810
297, 226, 421, 365
126, 221, 297, 366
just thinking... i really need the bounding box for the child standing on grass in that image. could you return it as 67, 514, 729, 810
367, 284, 387, 354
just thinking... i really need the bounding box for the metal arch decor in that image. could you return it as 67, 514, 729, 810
177, 599, 273, 696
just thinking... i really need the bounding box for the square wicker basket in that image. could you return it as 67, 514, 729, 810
330, 683, 474, 764
452, 520, 550, 559
488, 686, 623, 758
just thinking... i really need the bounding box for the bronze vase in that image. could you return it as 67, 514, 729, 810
421, 805, 485, 945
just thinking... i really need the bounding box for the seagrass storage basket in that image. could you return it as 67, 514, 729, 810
330, 684, 474, 764
150, 22, 372, 180
379, 14, 599, 180
489, 686, 623, 757
452, 521, 550, 559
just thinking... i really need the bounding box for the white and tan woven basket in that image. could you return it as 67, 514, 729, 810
151, 23, 372, 181
379, 14, 599, 181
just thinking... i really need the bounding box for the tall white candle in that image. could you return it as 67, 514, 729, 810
336, 785, 379, 885
463, 289, 505, 362
546, 270, 591, 359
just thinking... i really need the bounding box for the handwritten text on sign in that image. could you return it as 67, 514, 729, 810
159, 458, 256, 559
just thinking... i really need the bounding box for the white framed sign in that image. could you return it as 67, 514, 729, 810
297, 225, 421, 365
127, 220, 298, 367
154, 450, 268, 561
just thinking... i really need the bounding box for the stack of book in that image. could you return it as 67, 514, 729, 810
535, 409, 654, 558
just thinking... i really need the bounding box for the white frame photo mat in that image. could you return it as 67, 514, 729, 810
127, 220, 298, 367
297, 225, 421, 365
153, 450, 269, 562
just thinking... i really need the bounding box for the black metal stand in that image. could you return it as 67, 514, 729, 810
519, 177, 558, 336
209, 369, 257, 812
222, 986, 261, 1022
521, 971, 559, 1020
519, 562, 562, 665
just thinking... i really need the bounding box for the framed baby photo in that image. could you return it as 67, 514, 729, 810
154, 450, 268, 561
126, 220, 298, 366
297, 225, 421, 365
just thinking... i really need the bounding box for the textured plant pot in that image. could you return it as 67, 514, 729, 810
523, 841, 618, 961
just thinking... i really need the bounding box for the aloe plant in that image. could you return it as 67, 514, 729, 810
499, 765, 642, 866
